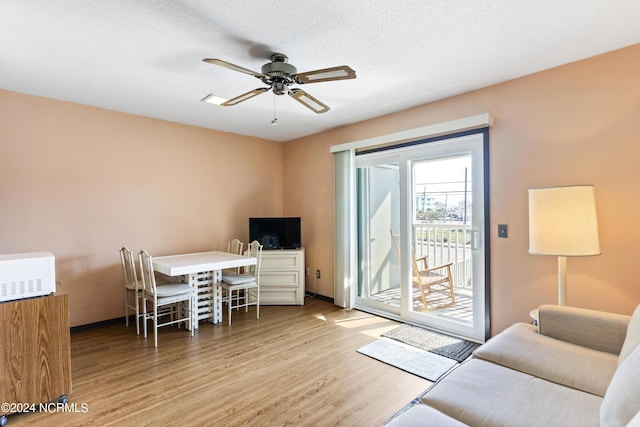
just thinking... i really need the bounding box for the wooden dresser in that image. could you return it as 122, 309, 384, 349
0, 293, 71, 418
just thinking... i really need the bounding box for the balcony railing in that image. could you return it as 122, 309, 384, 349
413, 222, 473, 291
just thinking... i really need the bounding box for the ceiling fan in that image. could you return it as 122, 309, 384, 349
202, 53, 356, 114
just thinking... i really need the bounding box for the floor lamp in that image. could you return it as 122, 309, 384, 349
528, 185, 601, 306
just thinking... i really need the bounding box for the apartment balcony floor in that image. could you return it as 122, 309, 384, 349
368, 285, 474, 325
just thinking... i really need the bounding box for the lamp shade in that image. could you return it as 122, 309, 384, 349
528, 185, 600, 256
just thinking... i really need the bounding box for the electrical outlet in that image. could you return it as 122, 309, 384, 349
315, 269, 321, 279
305, 267, 310, 276
498, 224, 508, 238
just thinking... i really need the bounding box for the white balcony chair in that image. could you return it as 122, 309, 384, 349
220, 240, 263, 325
138, 249, 197, 347
121, 246, 143, 335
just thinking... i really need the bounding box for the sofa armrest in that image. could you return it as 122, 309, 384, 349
538, 304, 630, 354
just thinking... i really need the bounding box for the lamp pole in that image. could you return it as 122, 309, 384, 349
557, 256, 567, 306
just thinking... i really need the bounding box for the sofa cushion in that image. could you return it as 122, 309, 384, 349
618, 304, 640, 366
601, 344, 640, 427
473, 323, 617, 397
420, 358, 601, 427
384, 403, 467, 426
627, 411, 640, 427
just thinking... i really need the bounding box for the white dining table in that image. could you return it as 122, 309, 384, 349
152, 251, 256, 326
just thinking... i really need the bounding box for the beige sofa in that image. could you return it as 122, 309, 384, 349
385, 304, 640, 427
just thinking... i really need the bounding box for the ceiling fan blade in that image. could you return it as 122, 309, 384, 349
294, 65, 356, 84
203, 58, 266, 78
289, 88, 330, 114
222, 88, 269, 106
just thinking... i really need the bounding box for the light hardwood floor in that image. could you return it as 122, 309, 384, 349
7, 297, 430, 426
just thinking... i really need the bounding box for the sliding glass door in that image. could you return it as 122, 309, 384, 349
355, 131, 489, 342
357, 158, 401, 315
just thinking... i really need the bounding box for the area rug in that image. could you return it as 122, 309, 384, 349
382, 324, 480, 363
357, 339, 457, 381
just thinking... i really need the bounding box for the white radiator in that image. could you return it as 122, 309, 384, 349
0, 252, 56, 302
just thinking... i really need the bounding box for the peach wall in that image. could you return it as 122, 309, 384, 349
0, 91, 283, 326
3, 44, 639, 333
283, 136, 336, 294
283, 44, 640, 334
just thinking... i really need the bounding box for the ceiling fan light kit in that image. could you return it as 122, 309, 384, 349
201, 94, 228, 105
202, 53, 356, 114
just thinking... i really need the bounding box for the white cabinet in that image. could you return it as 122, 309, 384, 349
259, 248, 305, 305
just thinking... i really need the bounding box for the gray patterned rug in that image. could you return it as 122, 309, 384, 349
381, 324, 480, 363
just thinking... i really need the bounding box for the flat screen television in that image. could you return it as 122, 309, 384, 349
249, 217, 302, 250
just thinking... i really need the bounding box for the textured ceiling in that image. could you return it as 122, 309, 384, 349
2, 1, 640, 142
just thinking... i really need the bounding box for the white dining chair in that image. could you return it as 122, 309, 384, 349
138, 249, 197, 347
227, 238, 244, 255
223, 238, 245, 275
220, 240, 262, 325
120, 246, 144, 335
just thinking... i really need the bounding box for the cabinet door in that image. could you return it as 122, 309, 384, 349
0, 294, 71, 411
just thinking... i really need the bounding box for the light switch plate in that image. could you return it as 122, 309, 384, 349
498, 224, 508, 238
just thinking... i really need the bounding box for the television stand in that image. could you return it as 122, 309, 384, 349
259, 248, 305, 305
